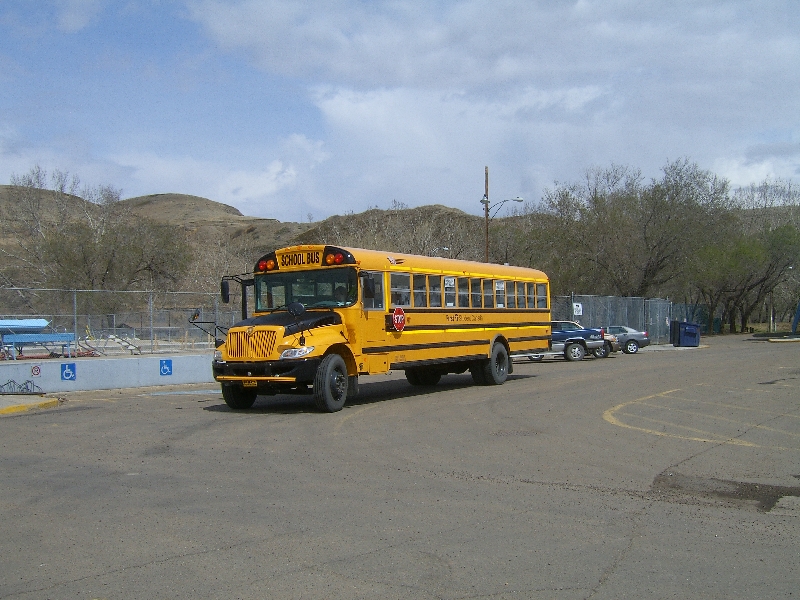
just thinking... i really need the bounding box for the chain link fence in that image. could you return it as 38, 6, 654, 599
552, 295, 679, 344
4, 287, 700, 356
1, 288, 241, 356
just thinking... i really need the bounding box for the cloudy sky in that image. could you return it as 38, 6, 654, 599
1, 1, 798, 221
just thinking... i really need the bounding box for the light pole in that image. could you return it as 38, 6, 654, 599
481, 166, 523, 262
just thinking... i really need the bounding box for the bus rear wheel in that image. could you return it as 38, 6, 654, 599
405, 367, 441, 386
222, 384, 257, 410
470, 362, 487, 385
314, 353, 348, 412
471, 343, 509, 386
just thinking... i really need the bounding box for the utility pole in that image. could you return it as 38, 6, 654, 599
484, 166, 489, 262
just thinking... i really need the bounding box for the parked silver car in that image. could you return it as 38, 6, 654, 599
606, 326, 650, 354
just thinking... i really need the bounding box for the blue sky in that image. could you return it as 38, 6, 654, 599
1, 1, 798, 221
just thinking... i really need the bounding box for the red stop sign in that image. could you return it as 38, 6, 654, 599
392, 306, 406, 331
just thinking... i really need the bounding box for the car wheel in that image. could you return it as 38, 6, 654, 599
593, 342, 610, 358
624, 340, 640, 354
564, 343, 585, 361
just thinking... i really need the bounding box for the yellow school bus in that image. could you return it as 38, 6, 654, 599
212, 245, 550, 411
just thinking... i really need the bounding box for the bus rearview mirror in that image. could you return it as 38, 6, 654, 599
362, 275, 375, 299
220, 280, 230, 304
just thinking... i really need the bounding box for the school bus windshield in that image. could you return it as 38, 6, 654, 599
254, 267, 358, 311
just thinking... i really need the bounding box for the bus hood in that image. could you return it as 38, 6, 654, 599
231, 310, 342, 336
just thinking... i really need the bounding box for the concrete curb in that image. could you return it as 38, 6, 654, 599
0, 397, 63, 415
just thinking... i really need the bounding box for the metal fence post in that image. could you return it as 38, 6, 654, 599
149, 291, 154, 353
73, 290, 77, 349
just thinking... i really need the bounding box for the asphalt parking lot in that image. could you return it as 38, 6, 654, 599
2, 335, 799, 599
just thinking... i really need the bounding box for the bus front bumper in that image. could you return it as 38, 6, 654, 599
212, 357, 321, 386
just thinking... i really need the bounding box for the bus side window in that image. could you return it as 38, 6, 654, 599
470, 278, 482, 308
429, 275, 442, 307
526, 282, 536, 309
390, 273, 411, 307
457, 277, 470, 308
444, 277, 456, 307
363, 271, 385, 310
537, 283, 548, 308
483, 279, 494, 308
495, 280, 505, 308
412, 274, 427, 307
507, 281, 516, 309
517, 281, 526, 309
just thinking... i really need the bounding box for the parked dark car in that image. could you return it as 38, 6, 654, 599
606, 326, 650, 354
550, 320, 605, 361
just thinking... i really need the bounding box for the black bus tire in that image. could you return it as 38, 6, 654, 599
406, 367, 441, 386
222, 385, 257, 410
470, 362, 487, 385
481, 342, 509, 385
314, 354, 348, 412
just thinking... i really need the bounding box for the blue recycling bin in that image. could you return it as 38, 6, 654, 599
673, 322, 700, 347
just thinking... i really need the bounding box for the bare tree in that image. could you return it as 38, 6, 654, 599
1, 166, 191, 316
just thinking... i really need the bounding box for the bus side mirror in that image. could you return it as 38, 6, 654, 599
220, 280, 230, 304
362, 275, 375, 299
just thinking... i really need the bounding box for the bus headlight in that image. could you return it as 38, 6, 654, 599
214, 350, 223, 362
280, 346, 315, 359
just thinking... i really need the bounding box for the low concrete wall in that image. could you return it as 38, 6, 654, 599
0, 353, 215, 393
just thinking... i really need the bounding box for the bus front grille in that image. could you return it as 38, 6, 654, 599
226, 330, 278, 359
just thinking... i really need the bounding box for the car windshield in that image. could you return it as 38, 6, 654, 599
254, 267, 358, 311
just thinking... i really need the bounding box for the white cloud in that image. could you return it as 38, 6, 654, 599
52, 0, 106, 32
3, 1, 799, 222
715, 151, 800, 191
109, 151, 295, 213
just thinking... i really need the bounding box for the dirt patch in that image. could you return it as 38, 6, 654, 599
652, 470, 800, 512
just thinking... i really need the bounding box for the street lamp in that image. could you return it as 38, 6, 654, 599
481, 166, 523, 262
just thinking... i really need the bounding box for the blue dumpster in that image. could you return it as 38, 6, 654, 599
673, 322, 700, 347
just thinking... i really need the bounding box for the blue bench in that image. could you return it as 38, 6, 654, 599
1, 333, 76, 360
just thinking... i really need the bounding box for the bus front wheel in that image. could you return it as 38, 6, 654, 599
314, 354, 348, 412
222, 384, 257, 410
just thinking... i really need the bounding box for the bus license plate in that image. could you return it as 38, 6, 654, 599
242, 380, 257, 387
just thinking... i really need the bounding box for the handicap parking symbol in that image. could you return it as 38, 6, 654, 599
61, 363, 76, 381
160, 359, 173, 376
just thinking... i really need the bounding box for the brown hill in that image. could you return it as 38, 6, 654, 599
1, 185, 487, 273
0, 186, 311, 258
121, 193, 309, 253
